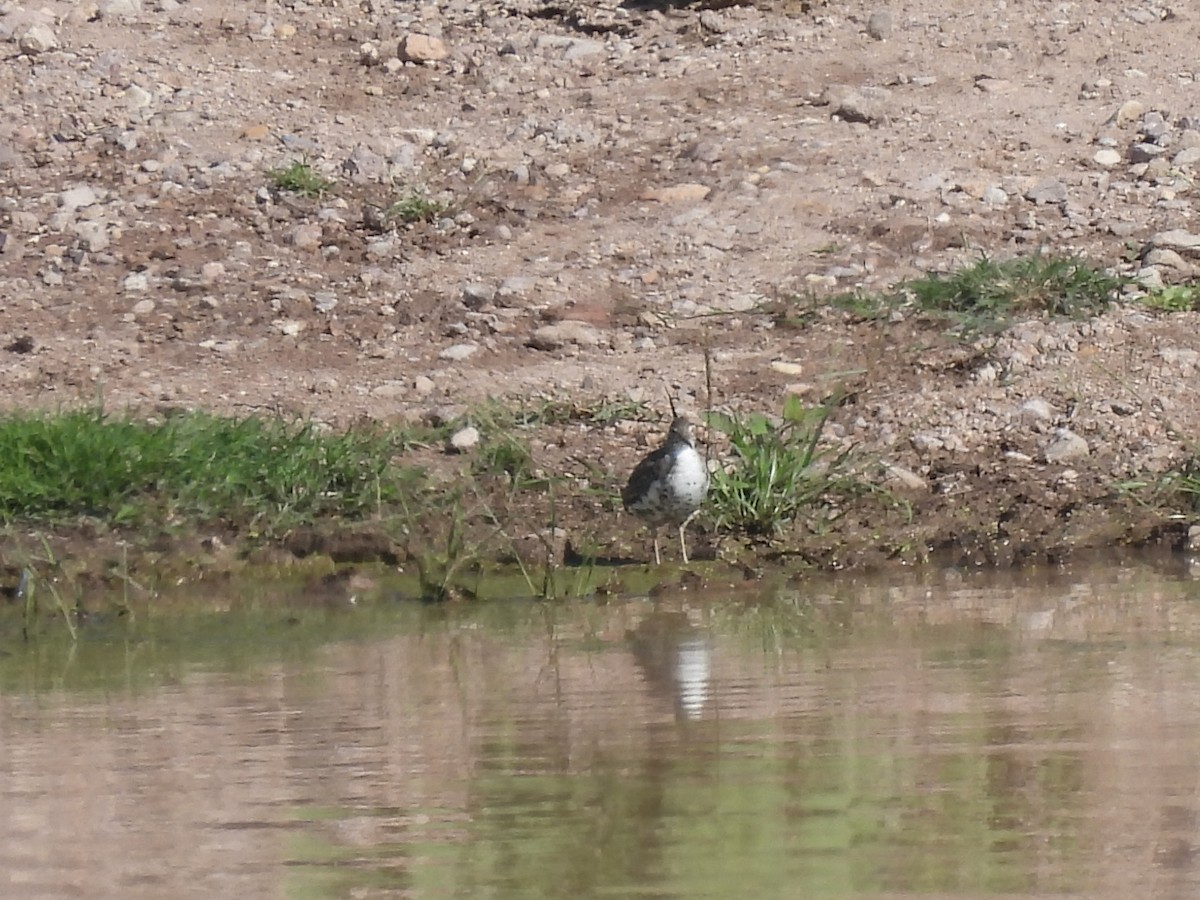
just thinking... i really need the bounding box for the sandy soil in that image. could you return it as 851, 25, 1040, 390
3, 0, 1200, 576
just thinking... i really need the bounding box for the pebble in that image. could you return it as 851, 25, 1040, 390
99, 0, 143, 17
528, 321, 601, 351
564, 40, 605, 62
1173, 147, 1200, 167
447, 426, 480, 454
883, 463, 927, 491
371, 381, 406, 400
981, 186, 1008, 206
73, 221, 110, 252
122, 272, 150, 292
60, 185, 99, 210
398, 34, 448, 64
1112, 100, 1145, 125
639, 184, 711, 204
1092, 148, 1122, 167
866, 11, 893, 40
1149, 230, 1200, 257
439, 343, 479, 361
1043, 429, 1089, 463
1018, 398, 1055, 423
770, 360, 805, 377
821, 84, 892, 125
289, 223, 323, 250
275, 319, 306, 336
462, 282, 496, 309
18, 24, 59, 55
1025, 180, 1068, 205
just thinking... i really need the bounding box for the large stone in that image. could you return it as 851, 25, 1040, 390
1043, 429, 1089, 463
1150, 230, 1200, 257
528, 321, 601, 351
18, 24, 59, 55
639, 183, 711, 204
398, 33, 448, 63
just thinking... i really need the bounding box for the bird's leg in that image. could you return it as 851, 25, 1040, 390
653, 531, 662, 566
678, 511, 700, 565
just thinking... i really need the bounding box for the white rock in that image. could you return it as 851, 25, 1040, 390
73, 221, 110, 252
770, 360, 805, 376
1018, 398, 1055, 422
1151, 230, 1200, 256
275, 318, 306, 336
371, 381, 406, 399
99, 0, 143, 16
528, 321, 600, 350
59, 185, 99, 210
882, 463, 927, 491
398, 33, 448, 63
439, 343, 478, 361
18, 24, 59, 55
1043, 429, 1089, 463
122, 272, 150, 292
447, 426, 480, 454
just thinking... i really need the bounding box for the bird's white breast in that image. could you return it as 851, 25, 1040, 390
665, 445, 708, 511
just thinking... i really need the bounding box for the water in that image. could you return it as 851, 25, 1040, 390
3, 561, 1200, 898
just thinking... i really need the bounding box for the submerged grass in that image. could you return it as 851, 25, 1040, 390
0, 409, 411, 534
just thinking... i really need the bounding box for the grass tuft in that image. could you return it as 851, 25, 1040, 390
899, 253, 1121, 325
705, 394, 860, 537
775, 253, 1124, 333
386, 190, 449, 224
1140, 284, 1200, 313
267, 158, 334, 198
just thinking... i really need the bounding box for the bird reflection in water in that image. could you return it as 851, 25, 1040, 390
628, 609, 713, 721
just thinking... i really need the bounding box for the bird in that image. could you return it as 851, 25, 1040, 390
622, 416, 709, 565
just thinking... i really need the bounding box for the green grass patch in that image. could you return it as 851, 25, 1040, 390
900, 254, 1122, 322
267, 158, 334, 198
1140, 284, 1200, 313
0, 409, 413, 534
386, 189, 450, 224
1153, 455, 1200, 514
778, 254, 1124, 333
705, 394, 862, 537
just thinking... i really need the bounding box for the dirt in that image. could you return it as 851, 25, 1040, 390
2, 0, 1200, 583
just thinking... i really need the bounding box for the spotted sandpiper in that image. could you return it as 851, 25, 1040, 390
622, 416, 709, 565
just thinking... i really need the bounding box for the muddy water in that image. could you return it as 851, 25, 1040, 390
3, 562, 1200, 898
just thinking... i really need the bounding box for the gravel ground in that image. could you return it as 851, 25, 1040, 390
3, 0, 1200, 570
